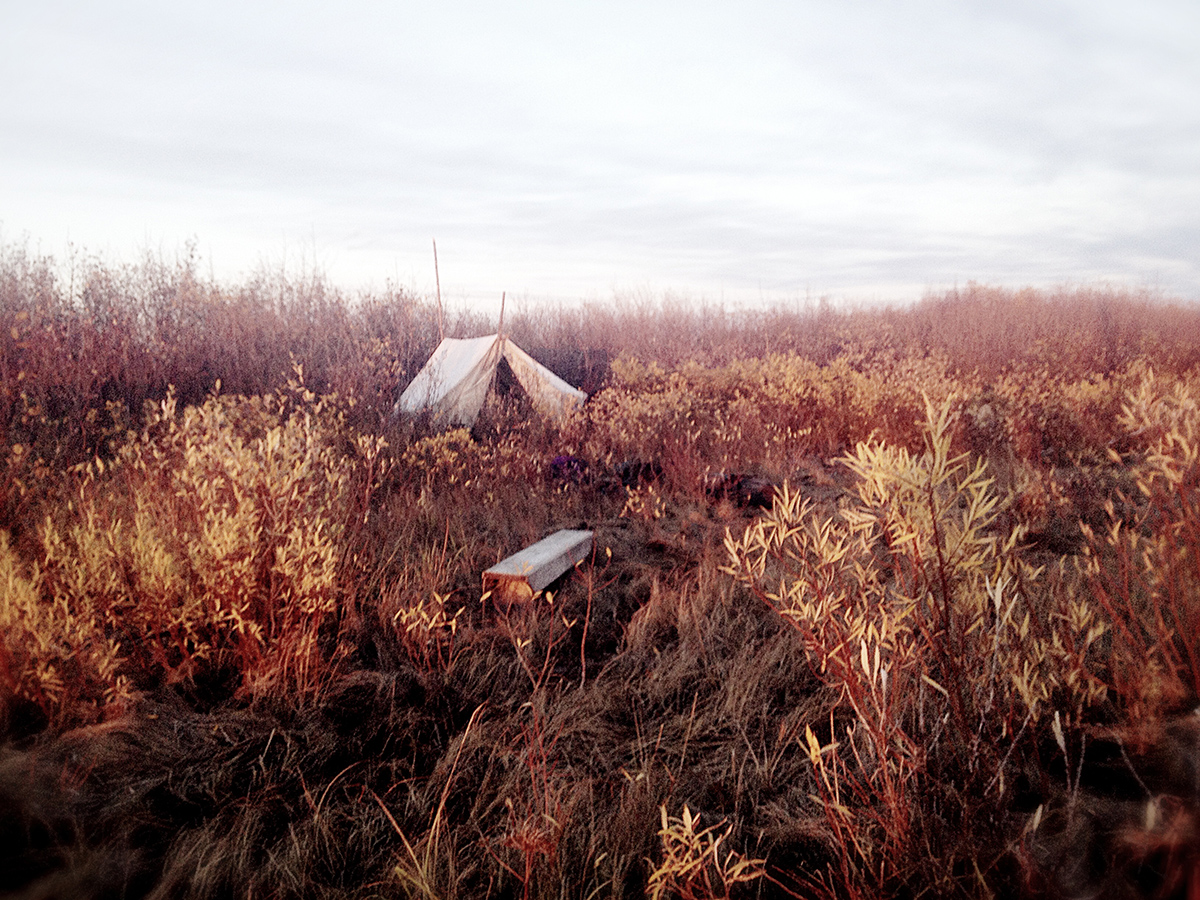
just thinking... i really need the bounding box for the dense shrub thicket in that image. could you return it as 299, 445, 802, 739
3, 240, 1200, 898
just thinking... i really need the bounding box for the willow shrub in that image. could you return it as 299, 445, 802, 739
1084, 369, 1200, 718
1, 379, 388, 728
724, 398, 1108, 897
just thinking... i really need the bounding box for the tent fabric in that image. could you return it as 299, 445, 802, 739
396, 336, 502, 426
501, 341, 587, 421
396, 334, 586, 427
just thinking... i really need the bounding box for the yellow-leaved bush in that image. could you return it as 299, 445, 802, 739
724, 398, 1108, 895
0, 531, 128, 724
2, 381, 383, 725
581, 348, 966, 496
1083, 369, 1200, 716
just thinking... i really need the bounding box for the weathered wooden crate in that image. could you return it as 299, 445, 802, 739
483, 529, 594, 606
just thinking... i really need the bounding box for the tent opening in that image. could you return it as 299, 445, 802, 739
395, 334, 587, 429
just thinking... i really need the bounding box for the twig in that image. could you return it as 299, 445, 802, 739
432, 238, 444, 342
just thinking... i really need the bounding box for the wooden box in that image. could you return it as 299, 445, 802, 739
483, 529, 594, 606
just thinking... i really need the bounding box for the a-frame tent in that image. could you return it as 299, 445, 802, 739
395, 334, 586, 428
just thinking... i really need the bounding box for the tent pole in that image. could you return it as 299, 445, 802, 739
498, 291, 506, 339
432, 238, 445, 342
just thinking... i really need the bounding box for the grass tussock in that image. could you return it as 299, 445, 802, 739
3, 239, 1200, 898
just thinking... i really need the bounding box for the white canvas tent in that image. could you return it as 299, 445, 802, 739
396, 334, 586, 427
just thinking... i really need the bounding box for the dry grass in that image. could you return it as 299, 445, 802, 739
3, 239, 1200, 898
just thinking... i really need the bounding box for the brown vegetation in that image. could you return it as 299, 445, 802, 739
3, 239, 1200, 898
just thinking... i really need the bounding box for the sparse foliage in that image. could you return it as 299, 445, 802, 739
647, 805, 765, 900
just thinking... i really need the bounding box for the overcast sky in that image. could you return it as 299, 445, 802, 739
2, 1, 1198, 308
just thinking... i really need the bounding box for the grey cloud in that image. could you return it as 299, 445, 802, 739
2, 0, 1197, 305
